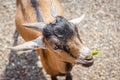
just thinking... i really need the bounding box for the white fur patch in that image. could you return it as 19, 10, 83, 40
80, 47, 91, 57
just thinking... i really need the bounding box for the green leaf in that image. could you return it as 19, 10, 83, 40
91, 50, 100, 55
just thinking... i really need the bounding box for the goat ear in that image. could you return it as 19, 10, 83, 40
69, 14, 85, 24
22, 22, 46, 31
9, 37, 46, 51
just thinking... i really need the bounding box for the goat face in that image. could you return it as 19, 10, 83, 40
12, 15, 94, 67
42, 16, 93, 67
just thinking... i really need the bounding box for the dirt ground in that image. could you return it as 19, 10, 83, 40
0, 0, 120, 80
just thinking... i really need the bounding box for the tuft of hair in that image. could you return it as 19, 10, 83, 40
43, 16, 75, 41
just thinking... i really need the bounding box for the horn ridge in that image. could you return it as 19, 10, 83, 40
69, 14, 85, 24
50, 0, 60, 17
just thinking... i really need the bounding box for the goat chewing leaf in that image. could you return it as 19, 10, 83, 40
91, 50, 100, 55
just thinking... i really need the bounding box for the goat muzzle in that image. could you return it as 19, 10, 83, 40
75, 47, 94, 67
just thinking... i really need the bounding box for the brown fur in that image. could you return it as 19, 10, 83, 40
15, 0, 77, 76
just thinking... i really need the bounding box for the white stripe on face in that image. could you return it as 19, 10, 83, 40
80, 47, 91, 58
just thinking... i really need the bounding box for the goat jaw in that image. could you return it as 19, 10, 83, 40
50, 0, 60, 17
22, 22, 46, 31
69, 14, 85, 24
10, 37, 46, 51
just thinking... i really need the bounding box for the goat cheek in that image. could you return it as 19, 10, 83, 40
69, 44, 80, 58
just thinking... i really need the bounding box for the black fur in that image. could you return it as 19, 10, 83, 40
66, 73, 72, 80
31, 0, 44, 22
65, 62, 72, 72
60, 43, 75, 58
43, 16, 76, 40
42, 16, 77, 57
51, 76, 58, 80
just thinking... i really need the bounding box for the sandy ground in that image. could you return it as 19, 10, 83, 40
0, 0, 120, 80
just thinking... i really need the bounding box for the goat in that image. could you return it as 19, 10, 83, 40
12, 0, 94, 80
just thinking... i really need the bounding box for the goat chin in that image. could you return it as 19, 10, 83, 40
75, 58, 94, 67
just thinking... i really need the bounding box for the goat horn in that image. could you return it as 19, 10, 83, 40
50, 0, 59, 17
22, 22, 46, 31
69, 14, 85, 24
10, 37, 46, 51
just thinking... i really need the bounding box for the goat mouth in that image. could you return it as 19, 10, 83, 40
75, 57, 94, 67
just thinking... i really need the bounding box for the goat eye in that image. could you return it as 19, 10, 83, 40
48, 36, 61, 49
52, 44, 59, 50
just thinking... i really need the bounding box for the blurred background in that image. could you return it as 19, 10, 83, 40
0, 0, 120, 80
